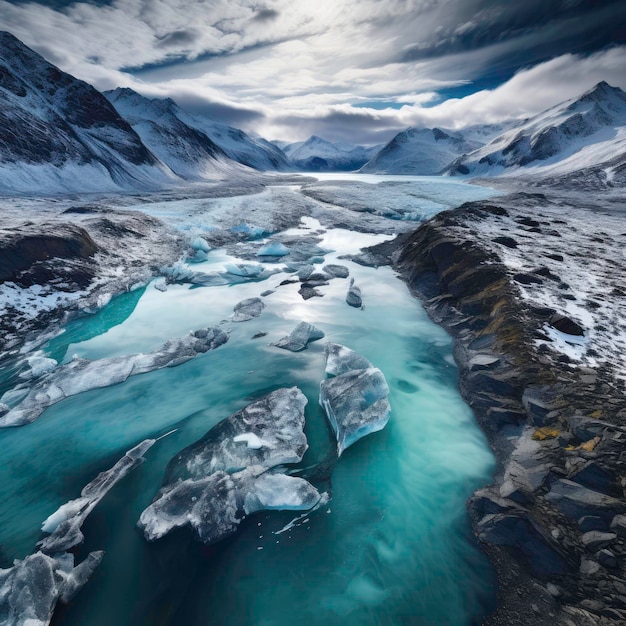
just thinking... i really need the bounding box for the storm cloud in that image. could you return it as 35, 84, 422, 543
2, 0, 625, 142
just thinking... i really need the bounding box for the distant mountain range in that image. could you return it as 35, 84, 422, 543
0, 30, 624, 193
105, 88, 291, 177
276, 135, 382, 171
359, 127, 485, 175
0, 31, 177, 194
445, 81, 626, 186
361, 83, 626, 187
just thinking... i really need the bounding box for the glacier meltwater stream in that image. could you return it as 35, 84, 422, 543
1, 176, 499, 625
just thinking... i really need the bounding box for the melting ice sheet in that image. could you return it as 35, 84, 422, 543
0, 176, 498, 626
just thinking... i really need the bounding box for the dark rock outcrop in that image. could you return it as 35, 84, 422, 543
392, 199, 626, 624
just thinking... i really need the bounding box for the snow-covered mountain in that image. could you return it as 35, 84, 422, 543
0, 31, 178, 194
279, 136, 381, 171
360, 127, 484, 175
447, 82, 626, 185
106, 88, 290, 175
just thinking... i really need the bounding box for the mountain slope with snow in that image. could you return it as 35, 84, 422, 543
0, 31, 179, 194
360, 127, 485, 175
279, 136, 381, 171
106, 88, 290, 174
447, 82, 626, 186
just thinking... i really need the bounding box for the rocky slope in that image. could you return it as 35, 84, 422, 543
447, 82, 626, 188
105, 88, 290, 176
0, 31, 178, 194
0, 207, 185, 359
387, 192, 626, 624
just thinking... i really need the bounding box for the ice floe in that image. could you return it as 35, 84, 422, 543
232, 297, 265, 322
272, 321, 325, 352
319, 343, 391, 455
139, 388, 325, 544
0, 326, 228, 427
38, 439, 156, 554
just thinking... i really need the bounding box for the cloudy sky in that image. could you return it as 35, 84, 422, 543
3, 0, 626, 143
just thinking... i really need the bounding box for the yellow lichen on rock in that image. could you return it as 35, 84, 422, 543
532, 427, 560, 441
579, 436, 601, 452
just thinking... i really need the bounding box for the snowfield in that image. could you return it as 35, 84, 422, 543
446, 191, 626, 384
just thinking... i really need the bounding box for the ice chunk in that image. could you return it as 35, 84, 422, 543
166, 387, 308, 480
324, 342, 372, 377
319, 344, 390, 455
139, 388, 324, 544
243, 473, 324, 514
58, 550, 104, 604
0, 327, 228, 428
232, 297, 265, 322
273, 321, 325, 352
38, 439, 156, 554
0, 550, 103, 626
19, 354, 57, 380
223, 263, 266, 277
189, 236, 210, 252
257, 242, 290, 257
323, 264, 350, 278
346, 278, 363, 308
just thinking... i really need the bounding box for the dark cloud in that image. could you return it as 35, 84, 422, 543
155, 29, 200, 48
174, 93, 266, 127
252, 8, 280, 23
401, 0, 626, 65
4, 0, 112, 8
273, 110, 401, 145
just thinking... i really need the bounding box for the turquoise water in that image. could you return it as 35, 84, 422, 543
0, 178, 497, 625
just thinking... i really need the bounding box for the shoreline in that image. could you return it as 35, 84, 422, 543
385, 192, 626, 624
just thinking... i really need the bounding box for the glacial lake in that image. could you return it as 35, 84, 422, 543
1, 175, 498, 625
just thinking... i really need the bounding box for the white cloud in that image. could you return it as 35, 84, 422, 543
2, 0, 625, 142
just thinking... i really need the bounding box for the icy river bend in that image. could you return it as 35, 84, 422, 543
2, 175, 499, 625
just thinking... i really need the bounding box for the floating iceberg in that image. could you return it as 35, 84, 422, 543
346, 278, 363, 308
324, 343, 372, 377
257, 242, 290, 257
0, 437, 158, 625
273, 321, 325, 352
165, 387, 308, 481
223, 263, 266, 277
0, 550, 104, 626
319, 343, 391, 455
38, 439, 156, 554
139, 388, 325, 544
232, 297, 265, 322
0, 327, 228, 428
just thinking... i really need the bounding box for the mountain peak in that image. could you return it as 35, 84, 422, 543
580, 80, 625, 102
